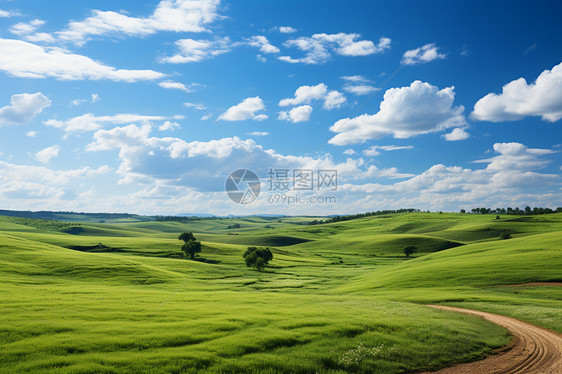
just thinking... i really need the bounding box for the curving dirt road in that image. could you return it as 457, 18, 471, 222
424, 305, 562, 374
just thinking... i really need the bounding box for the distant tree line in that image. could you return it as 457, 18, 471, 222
308, 209, 420, 225
463, 206, 562, 215
155, 216, 193, 222
0, 209, 138, 221
2, 216, 82, 233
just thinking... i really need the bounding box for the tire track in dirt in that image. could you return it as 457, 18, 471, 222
423, 305, 562, 374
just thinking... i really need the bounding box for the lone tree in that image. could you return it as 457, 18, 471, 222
179, 232, 201, 259
404, 245, 417, 258
244, 247, 273, 271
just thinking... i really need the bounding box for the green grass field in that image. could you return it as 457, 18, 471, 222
0, 212, 560, 373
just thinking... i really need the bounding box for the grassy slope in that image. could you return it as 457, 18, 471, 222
0, 212, 560, 373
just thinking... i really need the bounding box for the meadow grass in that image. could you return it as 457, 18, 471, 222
0, 212, 560, 372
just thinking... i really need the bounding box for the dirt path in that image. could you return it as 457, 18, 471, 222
424, 305, 562, 374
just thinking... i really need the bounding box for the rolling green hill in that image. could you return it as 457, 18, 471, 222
0, 212, 560, 373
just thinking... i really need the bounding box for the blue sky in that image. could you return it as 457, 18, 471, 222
0, 0, 561, 215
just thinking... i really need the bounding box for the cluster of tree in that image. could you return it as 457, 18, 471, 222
227, 223, 241, 229
308, 209, 420, 225
462, 207, 562, 215
178, 232, 202, 259
0, 209, 137, 221
243, 247, 273, 271
3, 216, 82, 233
155, 216, 192, 222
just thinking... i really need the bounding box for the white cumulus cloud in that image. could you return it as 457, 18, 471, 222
278, 26, 297, 33
279, 83, 346, 110
323, 90, 346, 109
472, 61, 562, 122
53, 0, 221, 45
443, 127, 470, 141
218, 97, 268, 121
475, 142, 554, 171
329, 80, 466, 145
402, 43, 446, 65
245, 35, 280, 54
35, 145, 60, 164
161, 37, 231, 63
159, 121, 181, 131
280, 34, 390, 64
278, 105, 313, 123
0, 92, 51, 126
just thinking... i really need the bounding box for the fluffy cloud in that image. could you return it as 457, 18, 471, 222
53, 0, 221, 45
0, 161, 110, 203
338, 143, 559, 213
161, 37, 231, 63
279, 83, 327, 106
278, 105, 313, 123
2, 134, 558, 214
279, 83, 346, 110
363, 145, 413, 157
475, 142, 554, 171
218, 97, 268, 121
159, 121, 181, 131
343, 149, 356, 155
472, 61, 562, 122
10, 19, 45, 35
35, 145, 60, 164
82, 123, 560, 214
329, 81, 466, 145
44, 113, 183, 133
0, 92, 51, 126
278, 26, 297, 34
245, 35, 280, 54
443, 127, 470, 141
9, 19, 55, 43
0, 39, 163, 81
402, 43, 446, 65
280, 34, 390, 64
85, 124, 386, 191
323, 90, 346, 109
